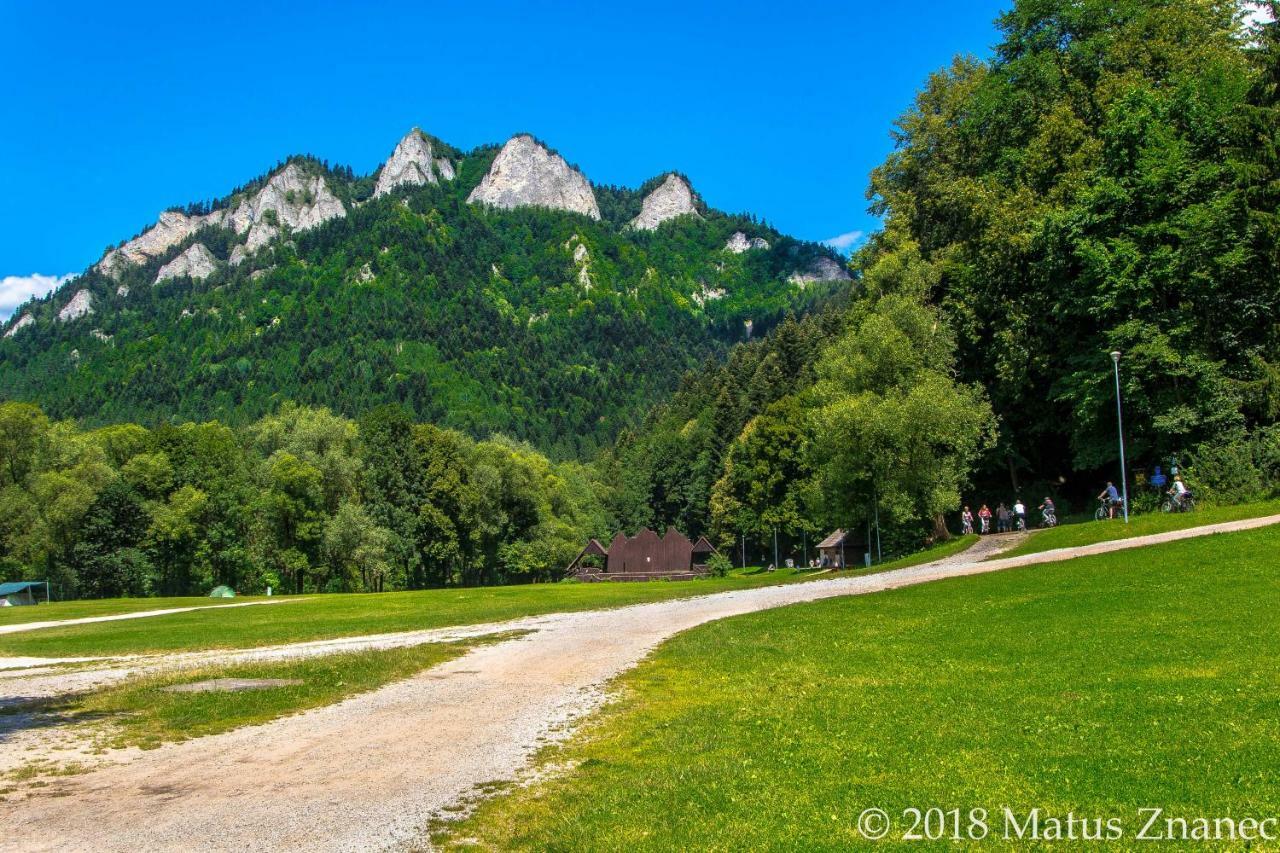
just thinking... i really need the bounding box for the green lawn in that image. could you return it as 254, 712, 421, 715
0, 537, 976, 659
437, 525, 1280, 850
997, 498, 1280, 559
0, 595, 266, 625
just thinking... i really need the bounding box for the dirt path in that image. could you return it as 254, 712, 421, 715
1, 517, 1275, 852
0, 597, 297, 637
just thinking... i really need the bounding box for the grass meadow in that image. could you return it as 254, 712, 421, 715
437, 525, 1280, 850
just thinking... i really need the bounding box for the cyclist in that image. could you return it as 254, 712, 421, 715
978, 504, 992, 534
1096, 481, 1121, 519
1012, 498, 1027, 531
1039, 496, 1057, 527
1169, 475, 1191, 510
961, 506, 974, 535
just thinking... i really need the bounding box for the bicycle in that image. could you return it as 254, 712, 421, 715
1162, 491, 1197, 513
1094, 499, 1113, 521
1040, 508, 1058, 528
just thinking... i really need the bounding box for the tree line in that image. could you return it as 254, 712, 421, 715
0, 401, 610, 598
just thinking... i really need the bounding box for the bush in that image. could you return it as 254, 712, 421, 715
705, 553, 733, 578
1186, 427, 1280, 504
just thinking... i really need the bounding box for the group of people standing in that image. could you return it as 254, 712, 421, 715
961, 497, 1056, 535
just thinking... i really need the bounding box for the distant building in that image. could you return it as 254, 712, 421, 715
816, 529, 866, 569
567, 527, 718, 581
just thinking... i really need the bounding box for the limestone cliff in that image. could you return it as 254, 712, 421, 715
788, 256, 851, 286
57, 289, 94, 322
229, 163, 347, 251
4, 313, 34, 338
155, 243, 218, 284
629, 174, 699, 231
96, 209, 225, 277
468, 135, 600, 219
373, 129, 456, 198
725, 232, 770, 253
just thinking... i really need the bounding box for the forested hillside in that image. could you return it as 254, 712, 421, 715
0, 132, 846, 458
610, 0, 1280, 557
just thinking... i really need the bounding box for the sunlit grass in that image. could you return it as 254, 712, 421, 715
0, 537, 977, 660
437, 525, 1280, 850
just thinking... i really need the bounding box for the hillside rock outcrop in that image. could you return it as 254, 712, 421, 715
373, 129, 456, 198
96, 209, 225, 277
229, 163, 347, 251
725, 232, 770, 253
155, 243, 218, 284
629, 174, 699, 230
788, 256, 851, 286
468, 135, 600, 219
4, 313, 34, 338
57, 289, 94, 322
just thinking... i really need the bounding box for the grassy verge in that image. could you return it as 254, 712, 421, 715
0, 537, 978, 660
437, 526, 1280, 850
996, 498, 1280, 559
6, 636, 508, 752
0, 595, 266, 625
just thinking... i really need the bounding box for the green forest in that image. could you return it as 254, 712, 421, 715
0, 146, 842, 460
3, 0, 1280, 597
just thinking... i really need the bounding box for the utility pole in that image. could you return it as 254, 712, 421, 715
1111, 351, 1130, 523
772, 526, 779, 570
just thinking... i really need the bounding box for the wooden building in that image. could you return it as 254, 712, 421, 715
817, 529, 865, 569
567, 527, 718, 581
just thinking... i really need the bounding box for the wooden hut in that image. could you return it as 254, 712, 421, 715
566, 527, 718, 581
817, 529, 856, 569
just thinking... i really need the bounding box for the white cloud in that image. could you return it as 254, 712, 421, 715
0, 273, 76, 320
821, 230, 866, 254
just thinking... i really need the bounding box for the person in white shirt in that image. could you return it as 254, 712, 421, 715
1012, 499, 1027, 530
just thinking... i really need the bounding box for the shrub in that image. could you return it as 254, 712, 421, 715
1186, 426, 1280, 504
705, 553, 733, 578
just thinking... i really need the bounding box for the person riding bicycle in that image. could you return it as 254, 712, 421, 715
1097, 481, 1121, 519
1012, 499, 1027, 531
961, 506, 974, 535
1039, 496, 1057, 526
1169, 475, 1190, 510
978, 504, 992, 534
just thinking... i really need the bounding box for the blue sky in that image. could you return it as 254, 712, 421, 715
0, 0, 1008, 316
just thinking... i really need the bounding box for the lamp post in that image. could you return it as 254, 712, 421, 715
1110, 351, 1130, 524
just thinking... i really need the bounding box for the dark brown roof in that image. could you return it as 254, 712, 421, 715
691, 536, 716, 554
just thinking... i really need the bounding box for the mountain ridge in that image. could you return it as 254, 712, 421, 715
0, 129, 853, 457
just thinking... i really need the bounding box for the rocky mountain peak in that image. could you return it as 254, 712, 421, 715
96, 208, 225, 278
229, 163, 347, 251
373, 129, 455, 198
629, 174, 699, 231
155, 243, 218, 284
467, 135, 600, 220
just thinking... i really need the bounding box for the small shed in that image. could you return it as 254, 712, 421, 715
0, 581, 46, 606
817, 530, 853, 569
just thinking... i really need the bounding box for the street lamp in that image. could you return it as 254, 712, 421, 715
1110, 351, 1130, 524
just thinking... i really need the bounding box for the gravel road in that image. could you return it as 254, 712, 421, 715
1, 517, 1275, 852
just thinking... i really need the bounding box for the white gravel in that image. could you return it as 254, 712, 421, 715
1, 516, 1275, 852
